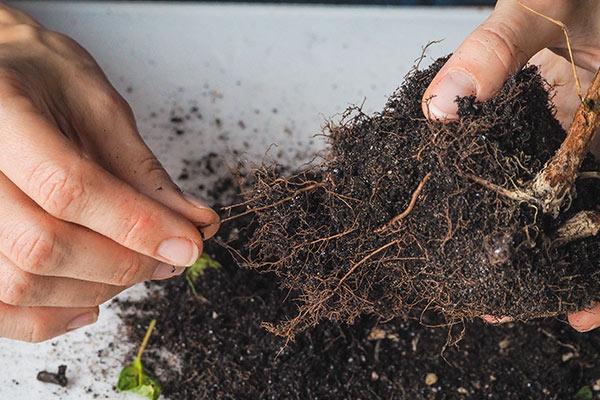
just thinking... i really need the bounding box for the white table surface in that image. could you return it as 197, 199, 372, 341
0, 1, 489, 398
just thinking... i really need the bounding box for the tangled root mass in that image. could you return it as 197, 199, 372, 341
235, 56, 600, 338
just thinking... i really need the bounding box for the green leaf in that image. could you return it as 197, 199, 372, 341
574, 386, 593, 400
117, 364, 140, 391
116, 320, 161, 400
186, 253, 221, 294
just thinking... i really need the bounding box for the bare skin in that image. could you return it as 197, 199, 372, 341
0, 5, 220, 342
422, 0, 600, 331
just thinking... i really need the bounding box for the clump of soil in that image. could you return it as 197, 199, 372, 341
37, 365, 68, 387
229, 56, 600, 337
120, 234, 600, 400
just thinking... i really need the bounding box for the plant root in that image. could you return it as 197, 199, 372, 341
230, 56, 600, 340
375, 173, 432, 234
554, 211, 600, 246
462, 173, 541, 206
530, 66, 600, 217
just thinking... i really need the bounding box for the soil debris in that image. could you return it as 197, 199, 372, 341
37, 365, 68, 387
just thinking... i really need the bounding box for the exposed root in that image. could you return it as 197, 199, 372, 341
221, 182, 324, 223
337, 240, 400, 287
530, 68, 600, 217
578, 171, 600, 180
554, 211, 600, 246
234, 57, 600, 340
462, 173, 541, 205
375, 173, 432, 234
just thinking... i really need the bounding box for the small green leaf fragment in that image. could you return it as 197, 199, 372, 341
116, 320, 161, 400
128, 374, 161, 400
574, 386, 593, 400
117, 365, 140, 391
186, 253, 221, 294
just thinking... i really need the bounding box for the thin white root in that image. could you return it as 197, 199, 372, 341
554, 211, 600, 246
463, 173, 541, 205
578, 171, 600, 180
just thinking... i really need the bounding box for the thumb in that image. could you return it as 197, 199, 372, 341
422, 1, 563, 120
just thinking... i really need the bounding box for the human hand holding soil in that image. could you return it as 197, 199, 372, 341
0, 5, 219, 342
422, 0, 600, 331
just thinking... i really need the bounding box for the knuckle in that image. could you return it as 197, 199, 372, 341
8, 225, 59, 274
0, 9, 18, 25
0, 7, 38, 26
9, 23, 44, 44
32, 161, 88, 219
114, 254, 144, 286
0, 269, 29, 306
120, 210, 157, 247
475, 20, 524, 75
96, 89, 133, 117
138, 155, 167, 177
44, 30, 72, 46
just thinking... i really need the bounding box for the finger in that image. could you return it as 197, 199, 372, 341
0, 171, 184, 285
68, 87, 220, 239
0, 253, 124, 307
0, 91, 203, 267
0, 4, 41, 27
568, 304, 600, 332
482, 315, 514, 324
0, 302, 98, 343
422, 0, 564, 120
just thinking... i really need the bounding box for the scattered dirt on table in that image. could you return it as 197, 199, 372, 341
231, 56, 600, 337
119, 223, 600, 400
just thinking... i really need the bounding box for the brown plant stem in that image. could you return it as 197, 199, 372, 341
531, 68, 600, 217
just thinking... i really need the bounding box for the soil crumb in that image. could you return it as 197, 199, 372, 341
37, 365, 68, 387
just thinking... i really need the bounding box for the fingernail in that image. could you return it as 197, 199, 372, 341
183, 193, 221, 240
576, 321, 600, 333
67, 311, 98, 332
428, 70, 477, 120
157, 237, 199, 266
183, 192, 210, 209
152, 263, 185, 280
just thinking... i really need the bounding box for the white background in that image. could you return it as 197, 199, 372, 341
0, 2, 489, 398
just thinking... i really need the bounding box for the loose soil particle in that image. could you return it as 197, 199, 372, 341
37, 365, 68, 387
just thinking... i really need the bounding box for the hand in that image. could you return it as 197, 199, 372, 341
421, 0, 600, 330
0, 5, 219, 342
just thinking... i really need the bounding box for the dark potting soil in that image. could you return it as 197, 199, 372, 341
234, 56, 600, 337
120, 233, 600, 400
118, 55, 600, 399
